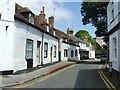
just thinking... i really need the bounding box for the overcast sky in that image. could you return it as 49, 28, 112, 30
15, 0, 96, 38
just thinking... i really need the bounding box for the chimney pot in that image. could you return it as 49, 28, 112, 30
42, 7, 44, 14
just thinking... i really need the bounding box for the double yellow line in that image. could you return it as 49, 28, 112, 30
98, 65, 117, 90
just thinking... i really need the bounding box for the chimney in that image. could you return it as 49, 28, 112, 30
42, 7, 44, 14
49, 16, 54, 35
38, 7, 47, 31
67, 28, 73, 36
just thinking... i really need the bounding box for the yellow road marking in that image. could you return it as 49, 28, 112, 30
100, 70, 116, 90
98, 70, 111, 89
98, 65, 117, 90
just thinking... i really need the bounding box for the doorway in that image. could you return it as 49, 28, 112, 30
50, 47, 52, 63
36, 41, 41, 66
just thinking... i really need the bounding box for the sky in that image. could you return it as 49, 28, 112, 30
15, 0, 96, 38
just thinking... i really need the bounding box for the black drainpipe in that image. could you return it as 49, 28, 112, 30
41, 32, 44, 65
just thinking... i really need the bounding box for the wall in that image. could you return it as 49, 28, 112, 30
0, 21, 14, 71
13, 21, 43, 72
43, 33, 58, 64
109, 31, 119, 71
61, 41, 80, 61
89, 51, 95, 59
13, 20, 59, 72
0, 0, 15, 72
107, 0, 119, 31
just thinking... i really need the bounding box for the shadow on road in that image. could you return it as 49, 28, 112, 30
74, 61, 107, 89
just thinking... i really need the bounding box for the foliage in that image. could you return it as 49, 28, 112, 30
75, 30, 95, 46
75, 30, 106, 55
81, 2, 108, 37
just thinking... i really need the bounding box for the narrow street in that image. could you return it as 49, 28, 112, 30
5, 61, 108, 89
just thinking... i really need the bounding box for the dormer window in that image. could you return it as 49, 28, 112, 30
29, 13, 34, 25
63, 38, 67, 42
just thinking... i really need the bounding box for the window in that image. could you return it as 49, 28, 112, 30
64, 49, 68, 57
112, 9, 114, 19
54, 45, 56, 58
26, 39, 33, 59
29, 13, 34, 25
71, 50, 74, 57
0, 13, 1, 20
113, 37, 117, 58
63, 38, 67, 42
44, 42, 48, 58
111, 1, 114, 20
75, 49, 78, 57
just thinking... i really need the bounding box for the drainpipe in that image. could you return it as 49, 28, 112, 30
41, 32, 44, 65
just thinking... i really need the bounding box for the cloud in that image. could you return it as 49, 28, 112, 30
15, 0, 74, 23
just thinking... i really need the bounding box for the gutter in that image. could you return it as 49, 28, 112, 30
41, 32, 44, 65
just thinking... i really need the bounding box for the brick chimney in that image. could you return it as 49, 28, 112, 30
67, 28, 73, 36
38, 7, 47, 31
49, 16, 55, 35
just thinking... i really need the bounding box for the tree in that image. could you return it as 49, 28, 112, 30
75, 30, 95, 47
75, 30, 107, 55
81, 2, 108, 37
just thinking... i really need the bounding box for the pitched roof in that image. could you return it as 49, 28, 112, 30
54, 28, 78, 44
14, 3, 59, 40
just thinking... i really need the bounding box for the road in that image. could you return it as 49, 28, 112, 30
7, 61, 108, 89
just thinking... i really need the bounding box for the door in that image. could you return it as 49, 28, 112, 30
36, 41, 41, 66
50, 47, 52, 63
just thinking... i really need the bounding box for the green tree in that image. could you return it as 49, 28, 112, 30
81, 2, 108, 37
75, 30, 95, 46
75, 30, 106, 55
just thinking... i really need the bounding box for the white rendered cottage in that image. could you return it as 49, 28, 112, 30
0, 1, 59, 74
55, 28, 80, 61
107, 0, 120, 72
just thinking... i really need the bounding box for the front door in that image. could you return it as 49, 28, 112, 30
50, 47, 52, 63
36, 41, 41, 66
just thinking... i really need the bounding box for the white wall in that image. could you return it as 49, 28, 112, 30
109, 31, 119, 71
61, 42, 70, 61
43, 33, 58, 64
13, 20, 59, 72
13, 21, 43, 72
107, 0, 120, 72
0, 21, 14, 71
89, 51, 95, 59
61, 41, 80, 61
0, 0, 15, 71
107, 0, 119, 31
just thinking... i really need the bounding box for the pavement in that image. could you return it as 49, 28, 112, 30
0, 61, 79, 88
102, 67, 120, 90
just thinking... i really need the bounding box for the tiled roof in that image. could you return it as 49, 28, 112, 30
54, 28, 78, 44
14, 3, 59, 40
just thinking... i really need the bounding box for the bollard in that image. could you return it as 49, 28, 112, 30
109, 62, 112, 78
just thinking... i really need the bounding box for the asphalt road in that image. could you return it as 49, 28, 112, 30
19, 61, 107, 88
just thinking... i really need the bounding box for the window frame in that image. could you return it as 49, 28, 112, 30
71, 50, 74, 57
64, 49, 68, 57
29, 13, 34, 24
44, 42, 48, 58
54, 45, 56, 58
75, 49, 78, 57
25, 39, 33, 60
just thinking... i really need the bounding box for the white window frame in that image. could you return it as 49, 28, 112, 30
44, 42, 48, 58
25, 39, 33, 59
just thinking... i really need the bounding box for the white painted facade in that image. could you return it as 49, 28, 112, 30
60, 40, 80, 61
0, 0, 59, 72
79, 41, 95, 59
13, 21, 58, 72
0, 0, 15, 72
107, 0, 120, 71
